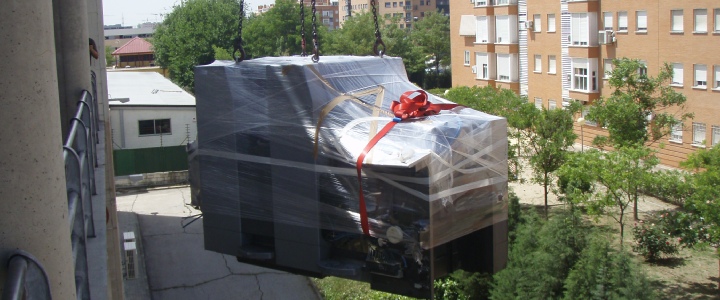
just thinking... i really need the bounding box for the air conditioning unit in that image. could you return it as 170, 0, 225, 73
525, 21, 534, 30
471, 66, 477, 74
598, 30, 613, 44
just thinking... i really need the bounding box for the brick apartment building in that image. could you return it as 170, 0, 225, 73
451, 0, 720, 167
341, 0, 445, 28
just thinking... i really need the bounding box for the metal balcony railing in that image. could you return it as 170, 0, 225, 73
3, 81, 100, 299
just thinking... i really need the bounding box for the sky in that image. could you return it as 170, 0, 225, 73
103, 0, 276, 27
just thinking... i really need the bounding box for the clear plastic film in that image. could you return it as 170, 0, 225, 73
194, 56, 508, 250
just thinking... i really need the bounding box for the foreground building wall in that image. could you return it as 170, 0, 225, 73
451, 0, 720, 167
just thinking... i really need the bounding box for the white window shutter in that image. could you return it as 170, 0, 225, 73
672, 10, 683, 31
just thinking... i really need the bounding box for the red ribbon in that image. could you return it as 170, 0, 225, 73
355, 90, 458, 236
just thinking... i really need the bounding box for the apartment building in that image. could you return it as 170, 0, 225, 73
451, 0, 720, 167
301, 0, 342, 30
341, 0, 439, 28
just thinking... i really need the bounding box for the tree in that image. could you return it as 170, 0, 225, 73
105, 45, 115, 67
243, 0, 327, 58
670, 146, 720, 289
410, 11, 450, 81
587, 58, 693, 148
557, 146, 659, 242
152, 0, 241, 90
521, 105, 579, 215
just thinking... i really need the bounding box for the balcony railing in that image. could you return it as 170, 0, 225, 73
3, 78, 100, 299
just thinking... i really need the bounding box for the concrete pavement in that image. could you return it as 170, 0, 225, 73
116, 186, 322, 300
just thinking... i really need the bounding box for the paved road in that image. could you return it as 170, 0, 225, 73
116, 186, 322, 300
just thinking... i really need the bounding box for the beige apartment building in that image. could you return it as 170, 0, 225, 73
451, 0, 720, 167
341, 0, 439, 28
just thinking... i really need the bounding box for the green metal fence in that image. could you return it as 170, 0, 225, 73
113, 145, 188, 176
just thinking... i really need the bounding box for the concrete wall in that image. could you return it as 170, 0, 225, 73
115, 171, 189, 190
110, 107, 197, 149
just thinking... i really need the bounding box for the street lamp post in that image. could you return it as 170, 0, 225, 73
576, 117, 586, 152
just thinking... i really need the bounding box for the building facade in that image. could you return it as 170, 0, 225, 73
451, 0, 720, 167
112, 37, 155, 68
104, 22, 158, 50
341, 0, 442, 28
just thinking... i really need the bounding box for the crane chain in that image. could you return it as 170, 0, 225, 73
370, 0, 385, 56
311, 0, 320, 63
233, 0, 246, 62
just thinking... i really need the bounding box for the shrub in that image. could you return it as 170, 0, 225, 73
631, 213, 679, 261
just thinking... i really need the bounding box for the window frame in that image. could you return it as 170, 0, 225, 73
138, 119, 172, 136
671, 63, 684, 86
618, 11, 628, 32
548, 99, 557, 110
548, 14, 556, 32
715, 8, 720, 32
670, 123, 683, 143
671, 10, 684, 32
570, 13, 590, 46
603, 59, 613, 80
534, 97, 543, 110
694, 64, 708, 88
548, 55, 557, 74
533, 14, 541, 32
464, 50, 471, 66
582, 107, 597, 127
636, 10, 648, 32
712, 125, 720, 147
693, 122, 707, 146
694, 9, 708, 33
534, 54, 542, 73
714, 65, 720, 90
603, 12, 613, 31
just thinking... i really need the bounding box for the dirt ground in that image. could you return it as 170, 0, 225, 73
510, 160, 720, 299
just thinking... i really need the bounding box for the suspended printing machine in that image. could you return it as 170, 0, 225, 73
189, 54, 508, 298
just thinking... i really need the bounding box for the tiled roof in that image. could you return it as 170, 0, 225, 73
112, 37, 153, 55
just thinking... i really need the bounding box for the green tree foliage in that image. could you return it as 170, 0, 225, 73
243, 0, 327, 58
491, 210, 588, 299
410, 11, 450, 76
558, 146, 659, 241
105, 45, 115, 67
564, 237, 655, 300
522, 106, 579, 215
587, 58, 692, 148
153, 0, 241, 90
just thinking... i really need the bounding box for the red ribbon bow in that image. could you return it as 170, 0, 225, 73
355, 90, 458, 236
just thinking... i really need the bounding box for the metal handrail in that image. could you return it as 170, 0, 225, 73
62, 89, 99, 300
2, 250, 52, 300
3, 80, 100, 298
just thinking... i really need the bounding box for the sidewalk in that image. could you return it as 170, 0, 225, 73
115, 186, 322, 300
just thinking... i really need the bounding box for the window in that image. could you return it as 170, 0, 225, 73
548, 55, 557, 74
385, 2, 390, 7
618, 11, 628, 31
495, 0, 514, 5
475, 16, 494, 43
638, 60, 648, 77
393, 2, 397, 7
495, 15, 518, 44
671, 63, 683, 86
571, 13, 590, 46
562, 98, 571, 109
670, 123, 683, 143
534, 55, 542, 72
715, 9, 720, 32
693, 123, 707, 146
671, 10, 683, 32
533, 14, 541, 32
548, 99, 557, 110
474, 0, 488, 6
139, 119, 171, 136
496, 53, 518, 82
636, 11, 647, 31
712, 125, 720, 147
695, 64, 707, 88
603, 59, 613, 79
714, 65, 720, 89
548, 14, 556, 32
571, 58, 598, 92
603, 12, 613, 30
695, 9, 707, 32
534, 97, 543, 110
475, 52, 495, 80
464, 51, 470, 66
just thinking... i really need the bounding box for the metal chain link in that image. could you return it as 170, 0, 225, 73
300, 1, 307, 56
370, 0, 385, 56
233, 0, 246, 62
311, 0, 320, 63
